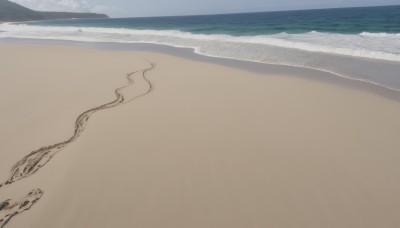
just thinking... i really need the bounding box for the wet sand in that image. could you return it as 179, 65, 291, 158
1, 44, 400, 228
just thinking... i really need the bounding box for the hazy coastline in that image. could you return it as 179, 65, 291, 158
1, 6, 399, 91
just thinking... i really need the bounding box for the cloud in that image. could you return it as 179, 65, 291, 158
12, 0, 91, 12
91, 5, 126, 16
11, 0, 124, 16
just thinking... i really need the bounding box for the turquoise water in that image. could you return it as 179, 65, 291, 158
1, 5, 399, 90
30, 5, 400, 35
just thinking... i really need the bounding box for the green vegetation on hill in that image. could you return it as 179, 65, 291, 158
0, 0, 108, 22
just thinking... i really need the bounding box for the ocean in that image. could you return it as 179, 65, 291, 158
1, 5, 399, 90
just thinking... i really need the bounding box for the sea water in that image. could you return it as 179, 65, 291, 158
1, 5, 399, 90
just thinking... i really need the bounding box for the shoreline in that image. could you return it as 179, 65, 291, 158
1, 37, 400, 102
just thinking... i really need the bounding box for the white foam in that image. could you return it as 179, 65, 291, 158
359, 32, 400, 38
1, 23, 400, 62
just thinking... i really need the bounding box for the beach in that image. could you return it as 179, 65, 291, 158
1, 44, 400, 228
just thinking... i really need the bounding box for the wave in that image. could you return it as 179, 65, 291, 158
1, 23, 400, 91
1, 23, 400, 62
359, 32, 400, 38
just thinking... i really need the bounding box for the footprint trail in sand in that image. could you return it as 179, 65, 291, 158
0, 190, 43, 228
0, 61, 156, 227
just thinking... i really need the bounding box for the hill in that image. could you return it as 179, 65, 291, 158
0, 0, 108, 22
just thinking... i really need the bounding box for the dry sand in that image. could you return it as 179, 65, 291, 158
0, 44, 400, 228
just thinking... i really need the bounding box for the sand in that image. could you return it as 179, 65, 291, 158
0, 44, 400, 228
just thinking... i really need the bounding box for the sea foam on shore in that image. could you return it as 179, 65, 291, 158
1, 22, 399, 91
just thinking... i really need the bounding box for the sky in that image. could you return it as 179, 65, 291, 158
11, 0, 400, 18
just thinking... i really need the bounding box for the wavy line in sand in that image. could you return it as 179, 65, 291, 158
0, 189, 43, 228
0, 61, 156, 227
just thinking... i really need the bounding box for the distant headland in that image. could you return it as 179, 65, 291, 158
0, 0, 108, 22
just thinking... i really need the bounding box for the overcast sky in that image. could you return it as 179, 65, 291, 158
11, 0, 400, 17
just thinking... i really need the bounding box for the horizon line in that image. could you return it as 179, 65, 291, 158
107, 4, 399, 19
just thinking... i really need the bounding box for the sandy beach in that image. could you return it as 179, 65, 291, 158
1, 44, 400, 228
